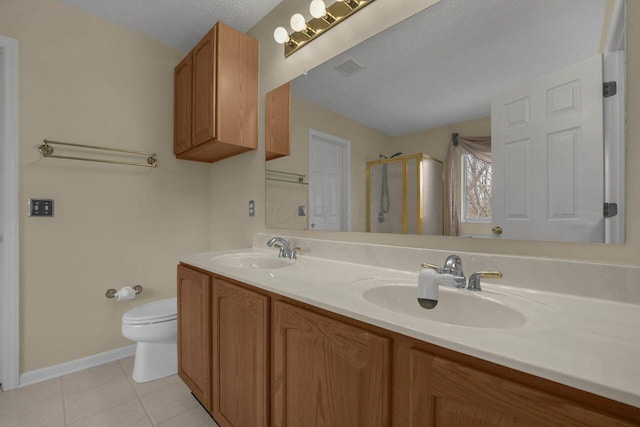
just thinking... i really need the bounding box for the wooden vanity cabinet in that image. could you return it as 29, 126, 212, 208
177, 265, 269, 427
392, 337, 639, 427
212, 278, 269, 427
272, 300, 391, 426
177, 265, 212, 411
177, 264, 640, 427
174, 22, 258, 162
265, 82, 291, 160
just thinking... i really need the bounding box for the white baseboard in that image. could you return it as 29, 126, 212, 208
18, 345, 136, 388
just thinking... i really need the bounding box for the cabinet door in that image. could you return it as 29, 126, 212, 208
423, 355, 636, 427
272, 301, 390, 426
177, 265, 212, 411
265, 82, 291, 160
212, 279, 269, 427
192, 27, 216, 147
174, 52, 192, 154
216, 22, 258, 149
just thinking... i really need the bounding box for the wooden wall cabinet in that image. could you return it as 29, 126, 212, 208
265, 82, 291, 161
212, 278, 269, 427
174, 22, 258, 163
177, 265, 212, 411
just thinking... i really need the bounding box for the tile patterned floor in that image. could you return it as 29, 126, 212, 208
0, 357, 219, 427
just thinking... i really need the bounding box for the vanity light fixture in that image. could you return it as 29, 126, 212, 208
273, 0, 376, 57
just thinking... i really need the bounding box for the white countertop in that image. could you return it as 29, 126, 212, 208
179, 248, 640, 408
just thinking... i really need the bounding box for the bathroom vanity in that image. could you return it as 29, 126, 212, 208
177, 236, 640, 426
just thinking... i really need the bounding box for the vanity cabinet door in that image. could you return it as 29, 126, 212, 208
272, 300, 391, 426
423, 355, 635, 427
177, 265, 212, 411
212, 279, 269, 427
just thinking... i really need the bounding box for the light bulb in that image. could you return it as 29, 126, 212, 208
290, 13, 306, 32
309, 0, 326, 18
273, 27, 289, 44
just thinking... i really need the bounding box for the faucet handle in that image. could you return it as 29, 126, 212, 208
291, 247, 302, 260
420, 262, 444, 274
467, 271, 503, 291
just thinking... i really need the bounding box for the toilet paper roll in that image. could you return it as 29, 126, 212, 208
115, 286, 136, 301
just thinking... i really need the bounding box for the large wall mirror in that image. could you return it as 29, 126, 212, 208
265, 0, 626, 244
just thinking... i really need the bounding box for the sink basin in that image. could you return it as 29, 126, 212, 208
213, 252, 294, 269
362, 284, 527, 328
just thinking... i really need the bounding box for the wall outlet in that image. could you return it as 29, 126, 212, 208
249, 200, 255, 217
28, 199, 54, 217
298, 206, 307, 216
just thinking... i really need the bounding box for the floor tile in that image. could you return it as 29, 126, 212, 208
65, 376, 136, 424
0, 398, 65, 427
0, 378, 62, 416
139, 380, 198, 425
157, 406, 219, 427
129, 373, 183, 397
68, 399, 153, 427
62, 361, 127, 396
119, 357, 134, 377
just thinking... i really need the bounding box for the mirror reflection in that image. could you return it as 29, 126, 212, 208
265, 0, 626, 244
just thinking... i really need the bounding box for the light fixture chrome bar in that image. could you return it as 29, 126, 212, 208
284, 0, 376, 57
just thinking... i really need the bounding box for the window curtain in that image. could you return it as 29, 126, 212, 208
444, 135, 492, 236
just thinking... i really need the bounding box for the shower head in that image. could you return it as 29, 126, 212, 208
390, 152, 403, 158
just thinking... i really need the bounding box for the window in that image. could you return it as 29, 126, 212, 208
461, 151, 492, 222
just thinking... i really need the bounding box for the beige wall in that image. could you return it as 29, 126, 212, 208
1, 0, 211, 372
266, 95, 390, 231
4, 0, 638, 374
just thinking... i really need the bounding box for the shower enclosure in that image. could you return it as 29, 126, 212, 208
366, 153, 443, 235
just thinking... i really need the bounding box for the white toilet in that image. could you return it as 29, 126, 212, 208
121, 297, 178, 383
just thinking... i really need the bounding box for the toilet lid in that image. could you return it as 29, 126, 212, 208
122, 297, 177, 324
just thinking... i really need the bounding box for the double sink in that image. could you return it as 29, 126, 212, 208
210, 251, 555, 329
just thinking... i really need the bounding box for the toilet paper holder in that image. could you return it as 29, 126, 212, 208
106, 285, 143, 299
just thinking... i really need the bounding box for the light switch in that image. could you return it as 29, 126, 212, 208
249, 200, 255, 217
28, 199, 54, 217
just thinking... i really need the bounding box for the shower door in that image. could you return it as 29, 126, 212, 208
366, 154, 443, 235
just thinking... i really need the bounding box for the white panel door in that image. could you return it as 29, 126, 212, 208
491, 54, 604, 243
308, 130, 351, 231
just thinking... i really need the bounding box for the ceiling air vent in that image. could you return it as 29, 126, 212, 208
334, 58, 365, 76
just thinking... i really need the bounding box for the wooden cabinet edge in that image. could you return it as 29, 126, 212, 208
265, 82, 291, 161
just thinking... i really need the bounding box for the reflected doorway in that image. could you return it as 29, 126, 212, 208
308, 130, 351, 231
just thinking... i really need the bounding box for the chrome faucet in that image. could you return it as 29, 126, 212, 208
421, 255, 466, 288
421, 255, 503, 292
266, 237, 300, 259
443, 255, 465, 288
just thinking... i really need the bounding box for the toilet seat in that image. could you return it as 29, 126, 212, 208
122, 297, 177, 326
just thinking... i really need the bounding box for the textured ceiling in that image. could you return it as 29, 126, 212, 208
59, 0, 283, 51
292, 0, 608, 137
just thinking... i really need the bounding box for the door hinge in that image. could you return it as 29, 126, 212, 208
603, 81, 617, 98
604, 202, 618, 218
